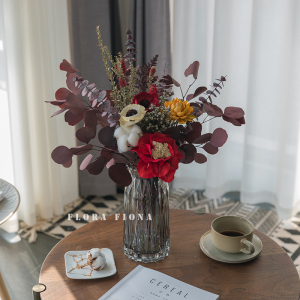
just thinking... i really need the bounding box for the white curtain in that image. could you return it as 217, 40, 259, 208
1, 0, 79, 227
171, 0, 300, 219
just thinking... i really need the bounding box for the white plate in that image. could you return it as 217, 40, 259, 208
64, 248, 117, 279
200, 230, 263, 264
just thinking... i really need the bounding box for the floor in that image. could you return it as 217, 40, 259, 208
0, 229, 58, 300
0, 192, 277, 300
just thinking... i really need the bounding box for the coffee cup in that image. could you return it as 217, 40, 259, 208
211, 216, 255, 255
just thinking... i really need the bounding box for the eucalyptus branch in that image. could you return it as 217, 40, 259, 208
183, 78, 197, 100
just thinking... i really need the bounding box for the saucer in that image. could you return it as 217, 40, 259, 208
199, 230, 263, 263
64, 248, 117, 279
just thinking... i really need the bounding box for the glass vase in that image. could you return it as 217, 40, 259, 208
123, 168, 170, 263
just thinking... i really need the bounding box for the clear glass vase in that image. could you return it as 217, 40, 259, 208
123, 168, 170, 263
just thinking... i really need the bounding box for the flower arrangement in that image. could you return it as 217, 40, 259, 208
48, 27, 245, 187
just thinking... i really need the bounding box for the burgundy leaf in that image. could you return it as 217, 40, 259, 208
76, 127, 96, 144
86, 156, 108, 175
113, 151, 138, 164
47, 100, 66, 106
163, 126, 182, 141
161, 75, 180, 87
236, 116, 245, 125
65, 93, 85, 116
210, 128, 228, 147
55, 88, 71, 100
108, 113, 120, 127
224, 107, 245, 119
193, 133, 212, 144
101, 148, 114, 160
63, 157, 73, 168
65, 110, 83, 126
194, 153, 207, 164
80, 154, 93, 170
98, 127, 117, 147
66, 73, 81, 95
186, 94, 194, 101
203, 103, 223, 117
51, 107, 67, 117
60, 59, 79, 73
179, 144, 197, 164
184, 61, 200, 79
185, 122, 202, 144
85, 110, 98, 129
51, 146, 73, 164
220, 76, 226, 81
187, 86, 207, 101
203, 143, 218, 155
70, 144, 93, 155
108, 164, 132, 187
222, 115, 242, 126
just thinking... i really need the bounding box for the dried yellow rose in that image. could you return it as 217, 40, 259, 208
164, 98, 195, 124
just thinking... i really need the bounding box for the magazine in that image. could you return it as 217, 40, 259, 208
99, 265, 219, 300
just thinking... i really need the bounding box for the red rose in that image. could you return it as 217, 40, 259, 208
131, 132, 184, 183
132, 86, 159, 110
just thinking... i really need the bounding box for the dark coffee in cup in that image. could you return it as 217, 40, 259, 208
220, 230, 245, 237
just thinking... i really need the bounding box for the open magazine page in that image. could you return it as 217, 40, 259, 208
99, 265, 219, 300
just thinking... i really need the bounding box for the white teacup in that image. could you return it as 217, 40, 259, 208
211, 216, 255, 255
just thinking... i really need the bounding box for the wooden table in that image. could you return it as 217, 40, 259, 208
39, 210, 300, 300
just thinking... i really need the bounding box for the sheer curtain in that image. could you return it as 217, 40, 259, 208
1, 0, 79, 227
171, 0, 300, 219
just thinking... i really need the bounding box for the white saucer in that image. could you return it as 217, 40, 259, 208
64, 248, 117, 279
200, 230, 263, 264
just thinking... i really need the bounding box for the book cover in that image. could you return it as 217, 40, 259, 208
99, 265, 219, 300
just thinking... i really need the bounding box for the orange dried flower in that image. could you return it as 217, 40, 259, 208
164, 98, 195, 124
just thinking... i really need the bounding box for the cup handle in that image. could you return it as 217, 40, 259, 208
240, 238, 255, 255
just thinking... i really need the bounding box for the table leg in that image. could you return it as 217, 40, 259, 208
0, 271, 11, 300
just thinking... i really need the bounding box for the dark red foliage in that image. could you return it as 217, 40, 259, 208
70, 144, 93, 155
98, 127, 117, 148
60, 59, 79, 73
86, 156, 109, 175
194, 153, 207, 164
185, 122, 202, 144
51, 146, 73, 164
203, 103, 223, 117
210, 128, 228, 147
85, 110, 98, 129
76, 127, 96, 144
184, 61, 200, 79
65, 111, 83, 126
193, 133, 212, 144
179, 144, 196, 164
65, 93, 85, 116
108, 164, 132, 187
203, 143, 218, 155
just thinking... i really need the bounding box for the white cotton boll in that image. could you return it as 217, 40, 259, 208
114, 126, 127, 139
117, 135, 132, 153
129, 125, 142, 134
128, 132, 140, 147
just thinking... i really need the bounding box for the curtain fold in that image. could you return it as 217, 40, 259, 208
2, 0, 79, 227
171, 0, 300, 219
70, 0, 122, 196
130, 0, 171, 72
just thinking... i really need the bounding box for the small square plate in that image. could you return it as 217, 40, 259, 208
64, 248, 117, 279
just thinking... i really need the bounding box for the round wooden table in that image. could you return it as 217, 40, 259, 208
39, 210, 300, 300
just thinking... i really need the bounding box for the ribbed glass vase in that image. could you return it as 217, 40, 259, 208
123, 168, 170, 263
